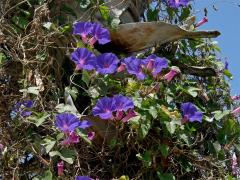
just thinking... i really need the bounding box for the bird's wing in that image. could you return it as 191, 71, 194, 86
110, 21, 220, 53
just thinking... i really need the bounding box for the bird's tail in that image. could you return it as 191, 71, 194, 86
185, 30, 221, 39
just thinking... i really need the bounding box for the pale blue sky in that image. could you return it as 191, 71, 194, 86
194, 0, 240, 94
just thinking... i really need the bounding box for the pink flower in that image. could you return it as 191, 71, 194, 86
164, 66, 180, 82
57, 161, 64, 176
122, 110, 137, 122
87, 131, 95, 141
0, 143, 4, 151
232, 152, 238, 176
117, 63, 126, 73
232, 95, 240, 101
61, 131, 80, 146
232, 107, 240, 116
195, 17, 208, 28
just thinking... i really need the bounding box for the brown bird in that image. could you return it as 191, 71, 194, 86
99, 21, 221, 53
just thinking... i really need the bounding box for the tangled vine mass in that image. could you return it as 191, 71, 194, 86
0, 0, 240, 179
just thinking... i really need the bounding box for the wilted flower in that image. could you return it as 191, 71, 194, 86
232, 152, 238, 176
181, 102, 203, 123
164, 66, 180, 82
122, 110, 137, 122
61, 131, 80, 146
57, 161, 64, 176
73, 22, 110, 45
232, 95, 240, 101
70, 48, 96, 70
232, 107, 240, 116
0, 143, 4, 151
117, 63, 126, 73
87, 131, 95, 141
143, 55, 168, 77
93, 53, 119, 74
168, 0, 189, 8
12, 100, 34, 118
92, 97, 116, 119
55, 113, 91, 133
75, 176, 93, 180
195, 17, 208, 28
123, 57, 146, 80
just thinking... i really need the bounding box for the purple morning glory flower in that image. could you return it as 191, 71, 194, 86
12, 100, 34, 118
92, 97, 116, 119
93, 53, 119, 74
168, 0, 189, 8
181, 102, 203, 123
123, 56, 146, 80
70, 48, 96, 70
73, 22, 110, 45
113, 95, 134, 112
73, 22, 93, 43
143, 55, 168, 77
75, 176, 92, 180
55, 113, 92, 133
89, 22, 111, 45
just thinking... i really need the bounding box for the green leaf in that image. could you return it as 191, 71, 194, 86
187, 87, 200, 97
0, 53, 7, 67
99, 5, 110, 21
49, 149, 75, 164
179, 134, 190, 146
138, 116, 151, 139
165, 121, 177, 134
33, 170, 52, 180
55, 103, 78, 113
20, 86, 40, 95
224, 69, 233, 79
213, 141, 221, 153
111, 18, 120, 29
82, 70, 90, 86
28, 113, 50, 127
148, 106, 158, 118
76, 0, 91, 9
76, 129, 91, 144
157, 172, 175, 180
136, 151, 152, 167
65, 86, 78, 101
159, 144, 169, 158
42, 137, 56, 153
12, 16, 29, 29
147, 9, 159, 21
61, 4, 77, 17
213, 110, 230, 121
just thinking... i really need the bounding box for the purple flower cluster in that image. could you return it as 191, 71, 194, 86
55, 113, 92, 145
181, 102, 203, 124
118, 55, 168, 80
11, 100, 34, 118
92, 95, 136, 122
73, 22, 110, 46
70, 46, 169, 79
168, 0, 189, 8
71, 48, 119, 74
